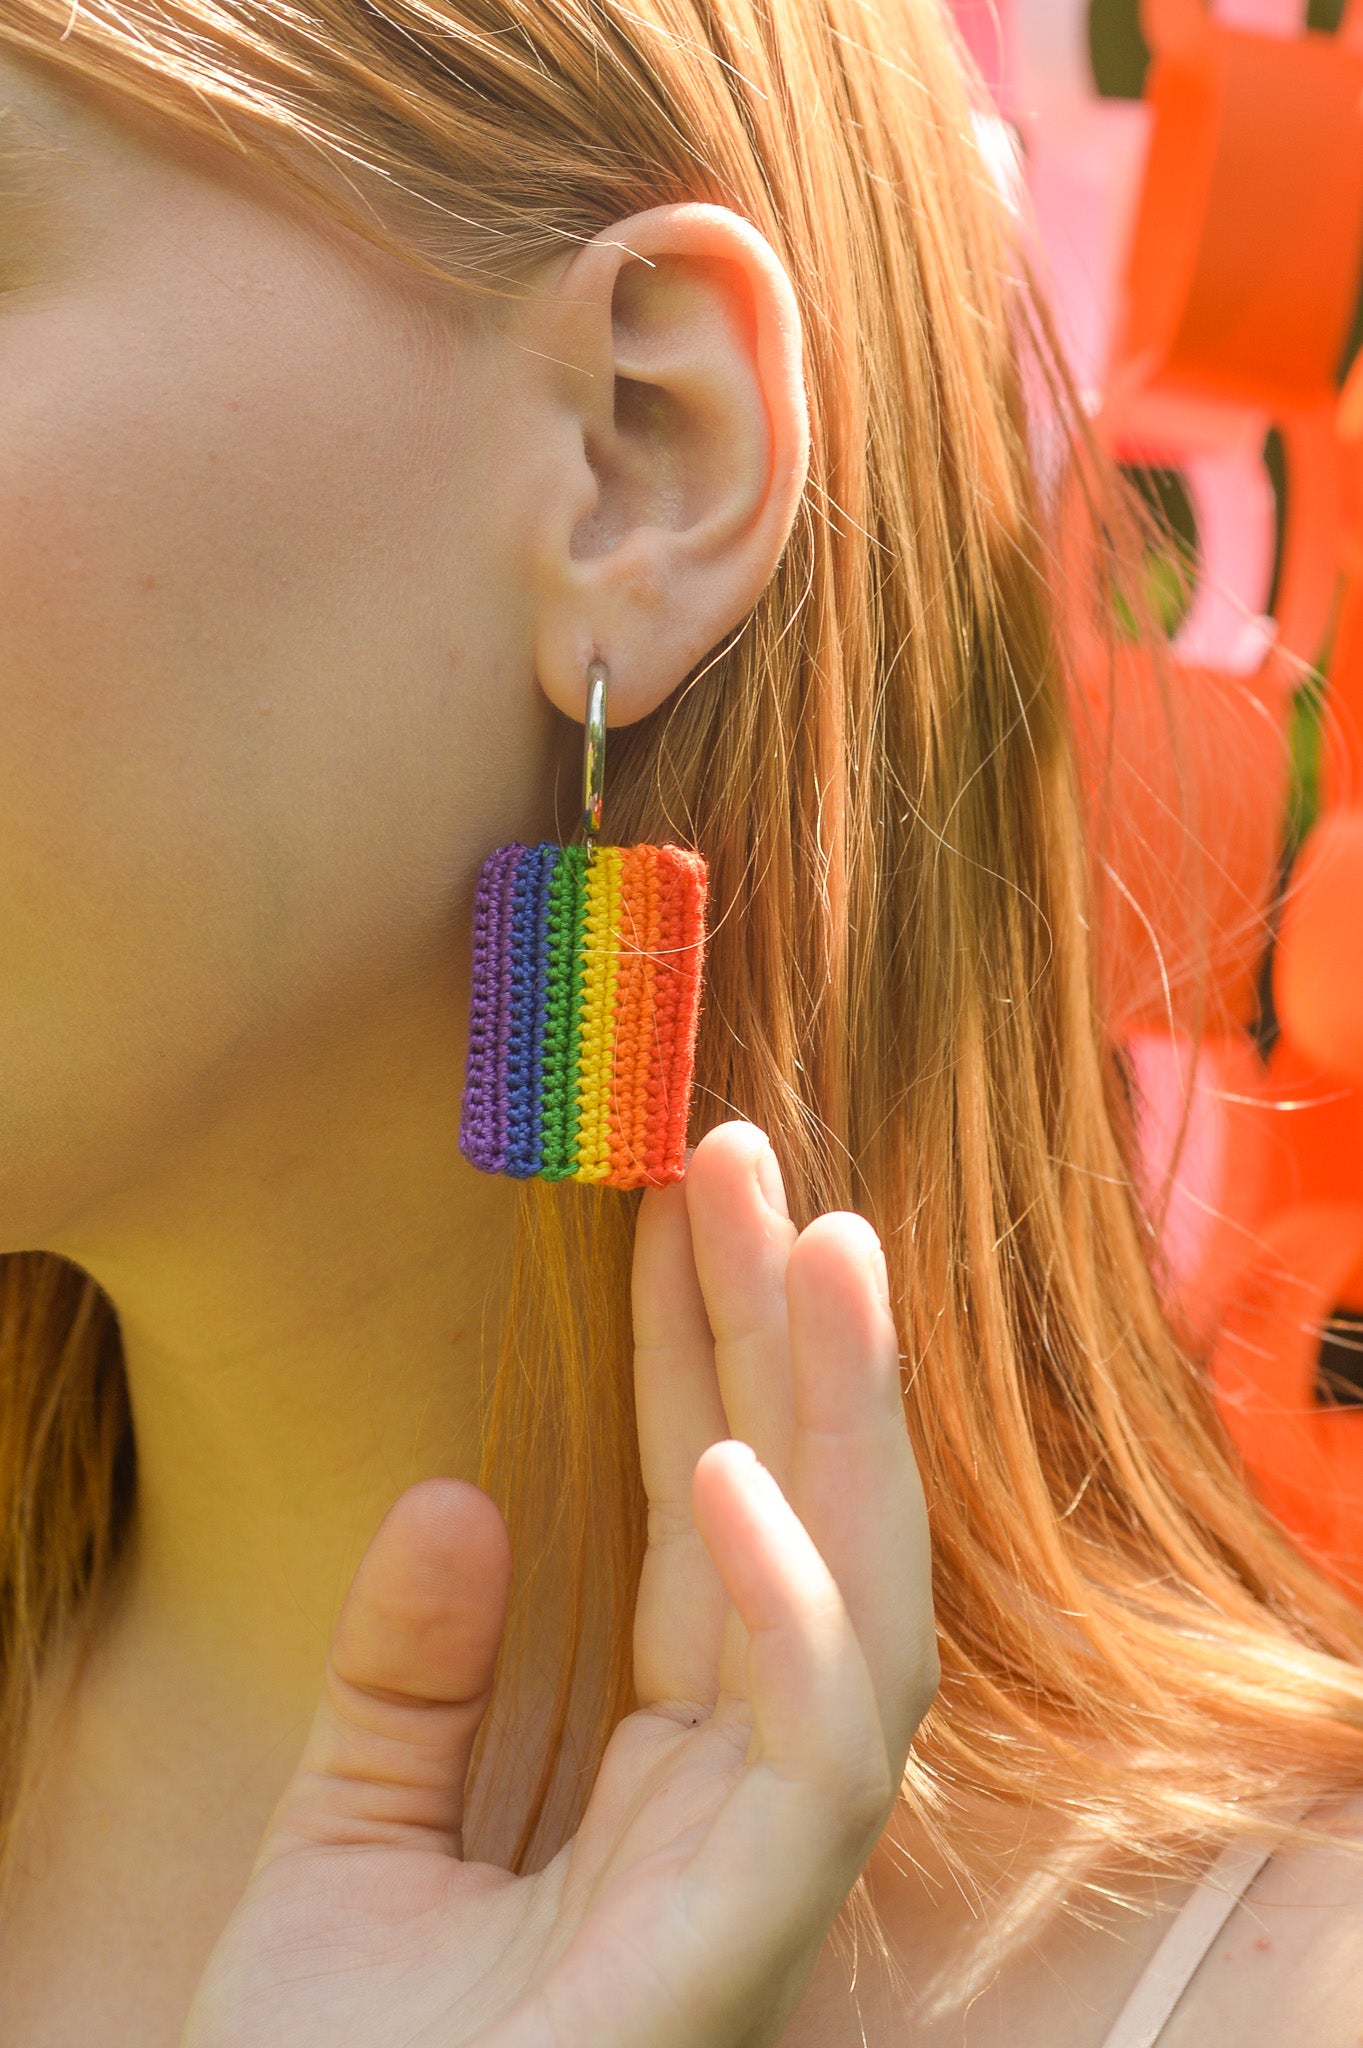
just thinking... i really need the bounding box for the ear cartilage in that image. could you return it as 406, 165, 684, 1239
459, 841, 708, 1188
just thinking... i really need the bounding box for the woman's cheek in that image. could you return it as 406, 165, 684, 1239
0, 331, 318, 1238
0, 152, 549, 1246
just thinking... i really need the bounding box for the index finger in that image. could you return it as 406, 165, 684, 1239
631, 1176, 730, 1710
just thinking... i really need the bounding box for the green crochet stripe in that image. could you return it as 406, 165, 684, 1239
538, 845, 588, 1179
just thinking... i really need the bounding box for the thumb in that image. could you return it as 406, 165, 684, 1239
256, 1476, 511, 1867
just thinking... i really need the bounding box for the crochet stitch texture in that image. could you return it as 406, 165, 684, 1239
459, 841, 708, 1188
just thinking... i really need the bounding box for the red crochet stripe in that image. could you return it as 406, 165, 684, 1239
624, 845, 707, 1189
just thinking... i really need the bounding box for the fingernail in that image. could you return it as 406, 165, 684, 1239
754, 1140, 789, 1219
868, 1238, 890, 1308
733, 1441, 781, 1498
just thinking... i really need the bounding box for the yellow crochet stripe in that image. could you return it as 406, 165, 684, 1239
573, 845, 623, 1182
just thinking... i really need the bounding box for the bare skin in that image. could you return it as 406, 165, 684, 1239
0, 38, 1358, 2048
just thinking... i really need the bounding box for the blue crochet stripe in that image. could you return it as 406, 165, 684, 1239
526, 843, 555, 1176
503, 843, 561, 1178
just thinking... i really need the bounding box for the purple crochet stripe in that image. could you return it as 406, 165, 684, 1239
458, 843, 524, 1172
488, 844, 525, 1172
457, 849, 504, 1168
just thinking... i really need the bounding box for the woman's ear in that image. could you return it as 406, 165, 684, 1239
516, 202, 810, 727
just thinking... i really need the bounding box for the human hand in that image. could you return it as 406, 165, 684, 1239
182, 1120, 937, 2048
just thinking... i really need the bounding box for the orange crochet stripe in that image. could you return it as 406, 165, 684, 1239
608, 847, 661, 1187
607, 847, 641, 1184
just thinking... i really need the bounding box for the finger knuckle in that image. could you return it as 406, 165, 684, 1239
646, 1500, 697, 1548
838, 1747, 898, 1840
906, 1637, 942, 1728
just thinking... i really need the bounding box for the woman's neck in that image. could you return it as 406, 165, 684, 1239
44, 934, 518, 1725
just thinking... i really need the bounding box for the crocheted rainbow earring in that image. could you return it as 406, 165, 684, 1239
458, 658, 709, 1188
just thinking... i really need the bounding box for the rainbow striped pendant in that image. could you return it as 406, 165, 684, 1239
459, 841, 708, 1188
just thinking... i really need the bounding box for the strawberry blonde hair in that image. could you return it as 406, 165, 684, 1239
1, 0, 1361, 1904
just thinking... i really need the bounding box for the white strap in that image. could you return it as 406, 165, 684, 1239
1097, 1834, 1278, 2048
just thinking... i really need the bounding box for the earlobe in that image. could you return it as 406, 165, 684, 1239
526, 202, 810, 730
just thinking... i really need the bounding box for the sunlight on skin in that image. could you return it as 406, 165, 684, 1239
0, 33, 1360, 2048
